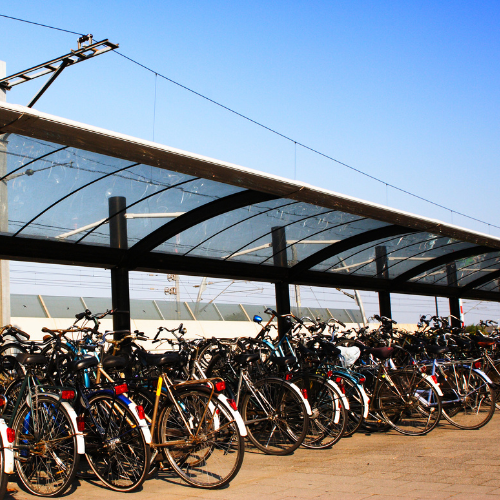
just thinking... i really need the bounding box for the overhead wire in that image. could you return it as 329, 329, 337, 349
0, 13, 499, 232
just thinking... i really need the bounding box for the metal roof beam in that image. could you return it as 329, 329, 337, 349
392, 246, 493, 284
125, 190, 279, 268
289, 225, 419, 278
459, 269, 500, 294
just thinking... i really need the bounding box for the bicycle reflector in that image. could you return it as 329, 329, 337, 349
6, 428, 15, 443
474, 361, 482, 369
285, 373, 293, 381
215, 381, 226, 392
76, 416, 85, 432
114, 383, 128, 395
136, 405, 146, 420
227, 399, 238, 411
301, 388, 308, 400
359, 377, 366, 384
0, 395, 6, 407
61, 390, 75, 400
430, 375, 438, 384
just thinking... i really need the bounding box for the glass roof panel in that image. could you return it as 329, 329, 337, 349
410, 252, 500, 286
476, 280, 500, 292
156, 203, 388, 268
313, 231, 415, 276
3, 134, 243, 247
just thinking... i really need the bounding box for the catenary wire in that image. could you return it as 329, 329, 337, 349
1, 13, 500, 233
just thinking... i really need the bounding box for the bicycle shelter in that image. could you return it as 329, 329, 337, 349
1, 101, 499, 336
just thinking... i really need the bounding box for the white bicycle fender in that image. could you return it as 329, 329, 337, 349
326, 380, 349, 424
0, 419, 14, 474
473, 368, 494, 385
327, 380, 350, 411
217, 394, 247, 437
422, 375, 444, 397
127, 402, 152, 444
358, 385, 370, 419
60, 402, 86, 454
288, 382, 313, 416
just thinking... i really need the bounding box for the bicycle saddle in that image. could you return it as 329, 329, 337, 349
269, 355, 296, 367
102, 355, 129, 371
425, 345, 450, 355
366, 347, 394, 360
17, 353, 49, 366
68, 356, 98, 374
138, 351, 181, 367
233, 352, 260, 365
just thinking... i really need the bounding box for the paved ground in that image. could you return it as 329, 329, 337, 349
8, 415, 500, 500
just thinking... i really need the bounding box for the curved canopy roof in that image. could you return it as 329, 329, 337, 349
0, 101, 499, 301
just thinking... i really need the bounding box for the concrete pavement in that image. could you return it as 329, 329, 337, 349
8, 416, 500, 500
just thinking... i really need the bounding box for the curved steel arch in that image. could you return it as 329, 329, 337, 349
459, 268, 500, 294
126, 189, 279, 267
289, 225, 419, 279
391, 246, 493, 285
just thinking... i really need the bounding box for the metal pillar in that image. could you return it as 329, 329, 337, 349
375, 246, 392, 320
447, 262, 462, 327
109, 196, 130, 338
0, 61, 10, 326
272, 226, 291, 339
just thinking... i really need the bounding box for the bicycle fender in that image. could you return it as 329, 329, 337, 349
117, 395, 152, 444
287, 381, 313, 416
60, 402, 85, 454
217, 394, 247, 437
0, 419, 14, 474
358, 385, 370, 418
472, 368, 494, 385
422, 374, 444, 397
326, 380, 350, 411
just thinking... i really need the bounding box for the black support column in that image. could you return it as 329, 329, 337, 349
375, 245, 392, 320
272, 226, 291, 339
109, 196, 131, 339
447, 262, 462, 327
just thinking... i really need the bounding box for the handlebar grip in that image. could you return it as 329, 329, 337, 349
41, 327, 50, 333
137, 335, 148, 341
154, 328, 162, 341
338, 320, 346, 328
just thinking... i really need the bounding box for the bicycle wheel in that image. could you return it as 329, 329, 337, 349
440, 364, 496, 430
485, 360, 500, 410
14, 396, 79, 497
157, 387, 244, 489
377, 371, 442, 436
341, 377, 367, 436
292, 374, 346, 449
0, 432, 9, 500
0, 343, 26, 389
84, 393, 150, 492
241, 378, 309, 455
128, 386, 166, 479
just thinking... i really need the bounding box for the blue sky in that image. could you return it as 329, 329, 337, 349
1, 1, 500, 322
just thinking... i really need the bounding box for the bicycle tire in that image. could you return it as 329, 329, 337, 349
440, 364, 496, 430
241, 377, 309, 455
14, 396, 79, 497
485, 360, 500, 410
0, 343, 27, 389
0, 432, 9, 500
157, 387, 244, 489
84, 393, 150, 492
331, 374, 366, 437
291, 374, 346, 449
377, 371, 442, 436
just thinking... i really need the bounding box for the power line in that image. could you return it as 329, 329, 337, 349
0, 14, 84, 36
2, 13, 500, 232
